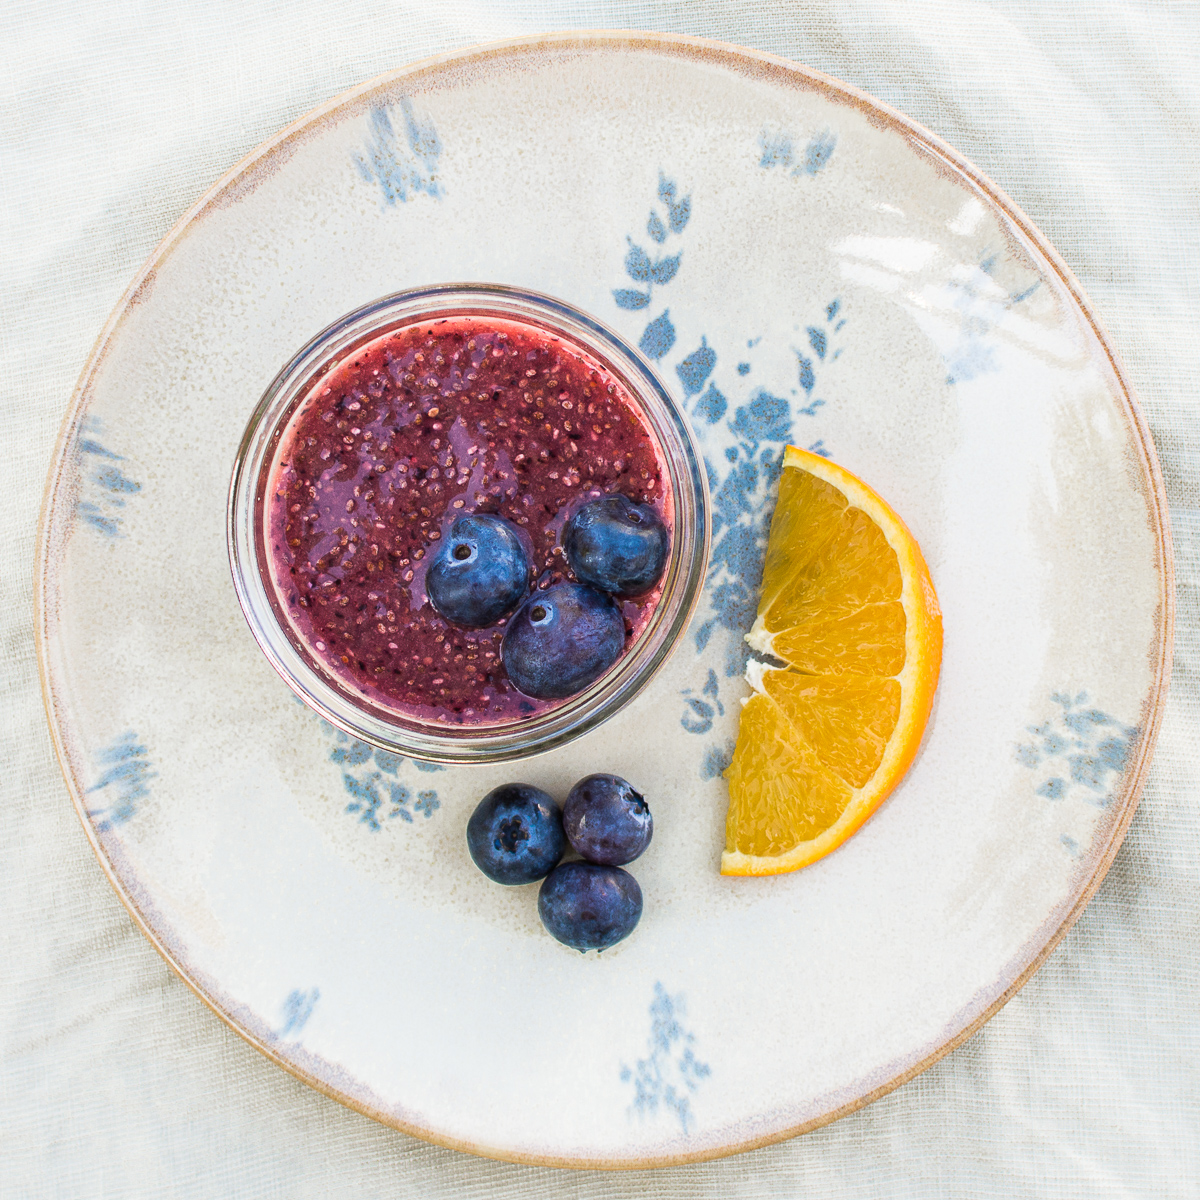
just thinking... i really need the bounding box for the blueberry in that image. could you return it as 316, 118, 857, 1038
563, 773, 653, 866
466, 783, 565, 885
538, 861, 643, 952
563, 494, 669, 597
501, 582, 625, 700
427, 514, 529, 629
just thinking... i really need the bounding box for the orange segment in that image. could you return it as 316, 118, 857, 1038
757, 670, 901, 788
723, 446, 942, 876
723, 693, 852, 856
764, 503, 903, 629
768, 601, 907, 676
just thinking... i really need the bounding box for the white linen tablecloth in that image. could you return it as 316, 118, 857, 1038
3, 2, 1197, 1196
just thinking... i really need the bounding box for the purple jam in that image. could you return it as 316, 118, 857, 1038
265, 315, 673, 726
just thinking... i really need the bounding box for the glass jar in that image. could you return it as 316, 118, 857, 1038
228, 284, 709, 763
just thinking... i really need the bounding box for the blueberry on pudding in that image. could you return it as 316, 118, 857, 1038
427, 514, 529, 629
563, 494, 669, 598
501, 582, 625, 700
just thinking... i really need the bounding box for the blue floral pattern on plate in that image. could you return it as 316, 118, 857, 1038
353, 97, 442, 206
1017, 691, 1138, 859
86, 731, 154, 830
316, 717, 441, 831
621, 982, 711, 1134
759, 126, 837, 176
75, 416, 140, 538
611, 169, 847, 777
943, 253, 1041, 384
278, 988, 320, 1039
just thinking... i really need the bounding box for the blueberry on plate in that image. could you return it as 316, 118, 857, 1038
426, 514, 529, 629
538, 861, 643, 952
563, 494, 669, 598
466, 783, 565, 885
563, 773, 653, 866
501, 582, 625, 700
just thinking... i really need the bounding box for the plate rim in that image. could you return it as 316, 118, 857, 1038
33, 28, 1176, 1170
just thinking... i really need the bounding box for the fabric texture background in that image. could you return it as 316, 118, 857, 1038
3, 2, 1197, 1196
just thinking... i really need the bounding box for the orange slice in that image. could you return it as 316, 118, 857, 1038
722, 446, 942, 875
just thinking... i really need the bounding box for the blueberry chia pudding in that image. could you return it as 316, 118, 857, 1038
264, 315, 673, 726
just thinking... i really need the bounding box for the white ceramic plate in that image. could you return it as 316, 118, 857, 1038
37, 33, 1172, 1168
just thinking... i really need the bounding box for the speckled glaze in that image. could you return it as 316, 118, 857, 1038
36, 33, 1173, 1169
